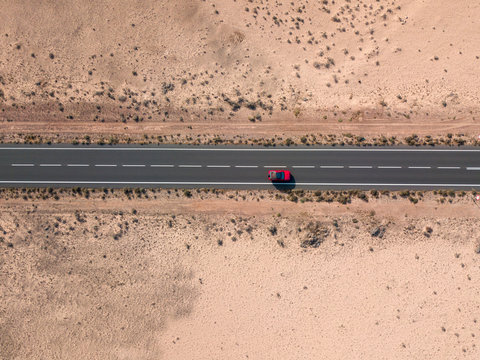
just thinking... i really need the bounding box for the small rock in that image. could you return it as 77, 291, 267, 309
301, 235, 323, 248
371, 226, 386, 238
475, 243, 480, 254
423, 226, 433, 237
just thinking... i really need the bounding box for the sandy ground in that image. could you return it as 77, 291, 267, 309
2, 0, 480, 358
1, 192, 480, 359
1, 0, 480, 142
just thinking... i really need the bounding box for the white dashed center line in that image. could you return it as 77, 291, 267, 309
7, 163, 473, 172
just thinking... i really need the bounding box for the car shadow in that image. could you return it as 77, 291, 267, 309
272, 174, 296, 191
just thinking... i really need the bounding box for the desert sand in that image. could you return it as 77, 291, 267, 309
1, 191, 480, 359
2, 1, 480, 358
1, 0, 480, 142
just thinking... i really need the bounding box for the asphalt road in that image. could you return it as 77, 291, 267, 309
1, 145, 480, 190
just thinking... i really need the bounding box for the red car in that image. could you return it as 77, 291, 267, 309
267, 170, 291, 182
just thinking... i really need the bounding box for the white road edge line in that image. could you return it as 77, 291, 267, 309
377, 166, 402, 169
39, 164, 61, 167
235, 165, 258, 168
11, 164, 34, 167
408, 166, 432, 169
122, 164, 146, 167
320, 166, 344, 169
292, 166, 315, 168
207, 165, 231, 168
1, 181, 480, 187
349, 166, 373, 169
437, 166, 461, 169
467, 167, 480, 171
95, 164, 117, 167
3, 147, 480, 152
67, 164, 89, 167
178, 165, 202, 168
150, 165, 174, 167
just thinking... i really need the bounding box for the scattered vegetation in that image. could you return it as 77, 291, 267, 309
300, 221, 329, 248
1, 186, 475, 210
3, 132, 478, 147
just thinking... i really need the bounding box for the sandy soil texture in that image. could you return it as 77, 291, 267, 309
1, 0, 480, 141
1, 193, 480, 359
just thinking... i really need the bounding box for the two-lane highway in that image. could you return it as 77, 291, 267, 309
1, 145, 480, 189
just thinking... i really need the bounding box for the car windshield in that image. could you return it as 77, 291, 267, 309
271, 171, 283, 179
